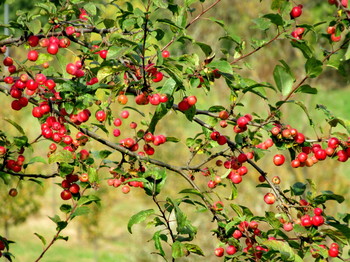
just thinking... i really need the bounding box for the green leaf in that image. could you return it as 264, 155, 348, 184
26, 19, 41, 35
122, 106, 146, 117
313, 191, 345, 205
184, 105, 196, 121
178, 188, 203, 197
56, 236, 69, 241
60, 204, 72, 214
84, 2, 97, 15
262, 240, 303, 261
13, 136, 28, 148
172, 241, 185, 258
153, 0, 168, 8
48, 150, 74, 164
291, 182, 306, 196
230, 204, 243, 217
328, 222, 350, 244
128, 209, 155, 233
98, 150, 113, 159
263, 13, 284, 26
27, 156, 47, 165
291, 41, 313, 59
195, 41, 212, 56
4, 118, 25, 135
295, 84, 317, 94
56, 221, 68, 231
252, 17, 271, 31
77, 195, 101, 206
34, 233, 46, 246
88, 167, 98, 183
207, 60, 233, 75
106, 46, 132, 60
184, 243, 204, 256
305, 57, 323, 78
273, 65, 294, 96
71, 206, 90, 219
152, 231, 165, 257
294, 101, 314, 126
265, 211, 281, 229
229, 184, 238, 200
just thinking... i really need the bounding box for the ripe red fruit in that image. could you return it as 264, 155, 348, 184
178, 99, 191, 111
99, 50, 108, 59
27, 50, 39, 61
9, 188, 18, 197
231, 173, 242, 184
8, 65, 16, 74
28, 35, 39, 47
186, 95, 197, 106
232, 229, 242, 239
113, 118, 122, 127
69, 183, 80, 194
95, 110, 106, 122
162, 50, 170, 58
314, 149, 327, 160
121, 110, 129, 119
312, 215, 324, 227
314, 207, 323, 216
264, 193, 276, 204
113, 129, 121, 137
290, 5, 302, 18
214, 247, 224, 257
328, 247, 339, 257
121, 185, 130, 194
217, 135, 227, 145
61, 190, 72, 200
66, 63, 77, 75
283, 222, 293, 232
59, 38, 70, 48
301, 215, 313, 227
226, 245, 237, 255
331, 33, 341, 42
65, 26, 76, 35
3, 57, 13, 66
207, 180, 216, 188
47, 43, 59, 55
327, 26, 336, 35
0, 146, 7, 155
273, 154, 285, 166
152, 71, 164, 82
291, 159, 300, 168
237, 116, 249, 128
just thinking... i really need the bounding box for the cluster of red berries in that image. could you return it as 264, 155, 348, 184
107, 168, 145, 194
178, 96, 197, 111
134, 92, 169, 106
4, 72, 59, 111
214, 221, 268, 258
6, 154, 25, 173
60, 174, 81, 200
233, 114, 252, 133
65, 60, 85, 78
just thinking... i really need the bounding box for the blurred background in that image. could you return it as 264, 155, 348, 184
0, 0, 349, 261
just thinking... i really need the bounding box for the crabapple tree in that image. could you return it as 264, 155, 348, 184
0, 0, 350, 261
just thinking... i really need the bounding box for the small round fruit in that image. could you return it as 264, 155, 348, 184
264, 193, 276, 205
328, 247, 339, 257
283, 222, 293, 232
95, 110, 106, 122
60, 189, 72, 200
27, 50, 39, 61
9, 188, 18, 197
226, 245, 237, 255
69, 183, 80, 194
237, 116, 249, 128
79, 173, 89, 182
214, 247, 224, 257
162, 50, 170, 58
152, 71, 164, 82
273, 154, 285, 166
331, 33, 341, 42
121, 185, 130, 194
290, 5, 302, 18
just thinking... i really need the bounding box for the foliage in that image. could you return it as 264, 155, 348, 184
0, 0, 349, 261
